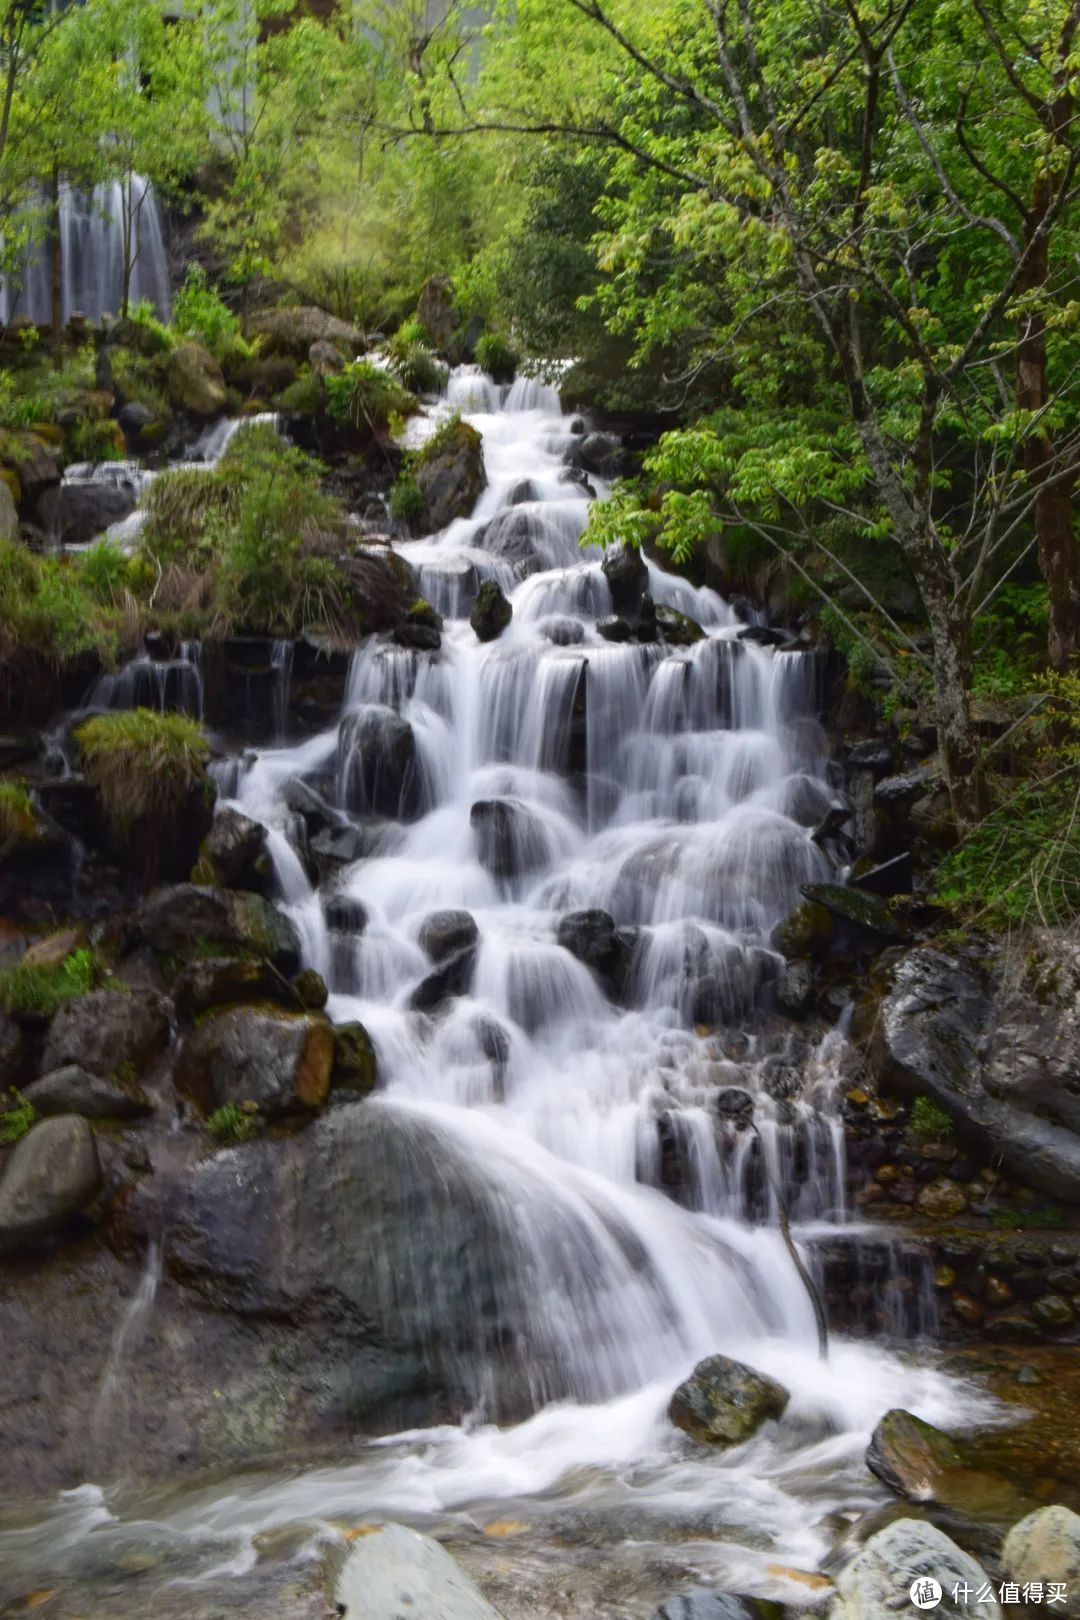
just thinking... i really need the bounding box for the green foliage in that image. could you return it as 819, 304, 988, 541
75, 709, 210, 845
0, 539, 125, 669
389, 472, 425, 527
0, 1093, 37, 1145
475, 332, 519, 383
0, 949, 95, 1018
324, 361, 414, 433
172, 267, 257, 367
206, 1100, 262, 1143
989, 1204, 1069, 1232
909, 1096, 952, 1140
69, 416, 123, 464
413, 410, 473, 467
0, 781, 36, 857
126, 301, 175, 356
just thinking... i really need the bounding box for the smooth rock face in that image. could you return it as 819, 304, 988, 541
668, 1354, 789, 1447
831, 1518, 1000, 1620
471, 798, 550, 883
137, 884, 301, 974
415, 420, 486, 531
174, 1007, 334, 1117
338, 705, 420, 819
602, 544, 648, 616
23, 1065, 151, 1120
419, 909, 479, 963
875, 939, 1080, 1202
0, 1116, 102, 1252
336, 1521, 505, 1620
556, 908, 634, 998
1002, 1506, 1080, 1615
41, 989, 170, 1079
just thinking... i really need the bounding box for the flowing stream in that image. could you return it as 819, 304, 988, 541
0, 371, 998, 1610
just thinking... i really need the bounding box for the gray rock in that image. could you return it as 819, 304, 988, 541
875, 941, 1080, 1202
195, 808, 268, 889
166, 341, 227, 418
830, 1517, 1000, 1620
556, 909, 634, 998
420, 909, 479, 963
470, 579, 513, 642
338, 704, 420, 819
597, 614, 635, 643
0, 1116, 102, 1252
174, 1006, 334, 1118
655, 604, 705, 645
653, 1597, 759, 1620
414, 419, 485, 531
23, 1065, 151, 1119
332, 1021, 378, 1094
37, 479, 136, 546
172, 955, 298, 1017
1002, 1506, 1080, 1614
249, 305, 363, 360
336, 1521, 505, 1620
669, 1354, 789, 1447
0, 1009, 24, 1083
42, 989, 170, 1079
602, 545, 648, 616
471, 797, 552, 885
410, 947, 476, 1012
137, 884, 301, 974
776, 957, 814, 1018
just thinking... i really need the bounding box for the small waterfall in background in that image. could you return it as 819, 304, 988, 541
0, 175, 170, 325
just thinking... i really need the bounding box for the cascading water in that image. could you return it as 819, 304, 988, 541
0, 176, 171, 325
0, 371, 996, 1607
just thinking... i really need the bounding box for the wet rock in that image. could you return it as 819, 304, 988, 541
874, 944, 1080, 1203
713, 1088, 755, 1128
249, 305, 363, 360
471, 579, 513, 642
471, 798, 550, 883
655, 604, 706, 646
310, 824, 369, 868
338, 705, 420, 819
37, 479, 135, 546
776, 957, 814, 1018
801, 882, 908, 942
874, 767, 935, 806
415, 419, 485, 531
540, 616, 585, 646
771, 899, 834, 959
332, 1021, 377, 1094
1031, 1294, 1074, 1330
602, 545, 649, 616
653, 1597, 759, 1620
23, 1065, 152, 1119
420, 909, 479, 963
325, 894, 369, 933
171, 955, 298, 1017
811, 805, 855, 845
410, 947, 477, 1012
193, 808, 269, 890
866, 1409, 1025, 1521
566, 431, 620, 477
166, 341, 227, 418
42, 989, 170, 1079
915, 1179, 967, 1219
597, 614, 635, 643
294, 968, 328, 1011
0, 1116, 102, 1253
669, 1354, 789, 1447
174, 1005, 334, 1118
395, 619, 441, 652
830, 1518, 1000, 1620
847, 740, 895, 772
336, 1521, 505, 1620
737, 625, 788, 647
556, 909, 634, 998
1002, 1506, 1080, 1613
137, 884, 301, 974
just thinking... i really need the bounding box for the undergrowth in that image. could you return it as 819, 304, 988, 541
0, 948, 95, 1017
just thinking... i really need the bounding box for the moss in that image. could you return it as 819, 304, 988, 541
413, 411, 481, 469
910, 1095, 952, 1141
206, 1100, 263, 1143
0, 781, 37, 858
0, 948, 95, 1017
475, 331, 519, 382
75, 709, 211, 881
0, 1090, 36, 1144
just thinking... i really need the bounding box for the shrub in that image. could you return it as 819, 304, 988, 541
0, 539, 124, 668
475, 331, 519, 382
127, 300, 175, 355
0, 1092, 36, 1144
0, 781, 36, 857
75, 709, 210, 852
909, 1095, 952, 1140
324, 361, 414, 433
387, 321, 442, 393
0, 948, 95, 1017
172, 267, 258, 368
389, 472, 425, 528
206, 1100, 262, 1143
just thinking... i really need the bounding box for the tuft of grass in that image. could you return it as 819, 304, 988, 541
0, 1091, 36, 1144
0, 781, 37, 858
75, 708, 210, 844
324, 361, 414, 434
909, 1095, 952, 1140
206, 1100, 262, 1143
0, 948, 95, 1017
389, 472, 425, 528
475, 331, 519, 383
387, 321, 442, 393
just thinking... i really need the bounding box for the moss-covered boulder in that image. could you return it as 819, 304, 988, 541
249, 306, 363, 361
771, 899, 834, 959
470, 580, 512, 643
669, 1354, 789, 1447
137, 883, 302, 974
332, 1021, 378, 1095
414, 418, 485, 531
174, 1005, 334, 1118
166, 341, 227, 418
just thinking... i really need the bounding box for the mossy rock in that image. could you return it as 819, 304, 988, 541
771, 899, 835, 959
800, 882, 909, 941
669, 1354, 789, 1448
332, 1021, 377, 1095
174, 1004, 334, 1118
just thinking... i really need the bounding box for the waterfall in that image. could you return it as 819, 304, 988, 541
1, 175, 170, 325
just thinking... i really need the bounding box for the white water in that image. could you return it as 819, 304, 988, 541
0, 372, 999, 1604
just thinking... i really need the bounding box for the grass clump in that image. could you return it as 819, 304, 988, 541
387, 320, 442, 394
0, 948, 95, 1017
389, 472, 425, 528
909, 1095, 952, 1141
0, 537, 128, 669
475, 331, 519, 383
0, 1091, 36, 1145
75, 708, 211, 883
172, 267, 258, 369
206, 1100, 262, 1143
324, 360, 414, 434
0, 781, 36, 858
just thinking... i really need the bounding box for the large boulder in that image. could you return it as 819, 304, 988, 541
166, 341, 227, 418
0, 1116, 102, 1253
332, 1021, 378, 1094
249, 306, 363, 361
602, 544, 649, 617
556, 908, 635, 1000
23, 1065, 151, 1120
471, 579, 512, 642
171, 955, 298, 1018
410, 947, 476, 1012
136, 884, 301, 974
336, 1521, 505, 1620
830, 1519, 1000, 1620
41, 989, 170, 1079
475, 507, 544, 574
338, 704, 421, 818
866, 1409, 1025, 1523
668, 1354, 789, 1447
414, 419, 485, 531
1002, 1506, 1080, 1614
192, 808, 269, 890
471, 798, 551, 884
419, 909, 479, 963
174, 1005, 334, 1118
873, 936, 1080, 1202
35, 479, 135, 547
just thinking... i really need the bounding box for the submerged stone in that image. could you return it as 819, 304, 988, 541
336, 1521, 505, 1620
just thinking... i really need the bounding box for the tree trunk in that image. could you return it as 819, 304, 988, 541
48, 165, 62, 372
